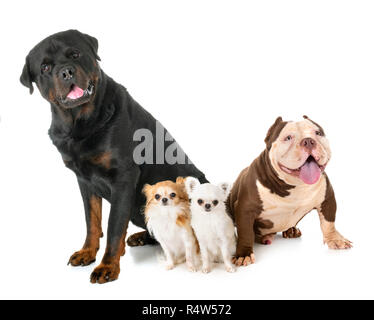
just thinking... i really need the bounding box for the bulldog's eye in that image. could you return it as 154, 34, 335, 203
155, 194, 161, 200
170, 192, 176, 198
212, 200, 219, 206
197, 199, 204, 205
285, 135, 293, 141
41, 64, 51, 73
316, 131, 323, 136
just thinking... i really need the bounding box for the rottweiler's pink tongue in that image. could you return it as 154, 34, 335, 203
299, 159, 321, 184
67, 85, 84, 99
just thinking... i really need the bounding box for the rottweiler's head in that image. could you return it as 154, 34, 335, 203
20, 29, 101, 109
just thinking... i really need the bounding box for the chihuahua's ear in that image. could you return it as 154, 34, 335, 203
185, 177, 200, 195
176, 177, 186, 185
142, 184, 152, 197
20, 57, 34, 94
218, 182, 232, 198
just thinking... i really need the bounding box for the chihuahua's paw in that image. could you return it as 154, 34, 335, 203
202, 266, 211, 274
165, 262, 175, 270
225, 265, 236, 273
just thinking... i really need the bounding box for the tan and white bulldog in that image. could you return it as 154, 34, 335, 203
227, 116, 352, 266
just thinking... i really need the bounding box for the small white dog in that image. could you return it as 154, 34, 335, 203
185, 177, 236, 273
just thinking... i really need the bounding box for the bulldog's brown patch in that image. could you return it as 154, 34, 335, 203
303, 115, 325, 136
320, 174, 336, 222
90, 152, 112, 169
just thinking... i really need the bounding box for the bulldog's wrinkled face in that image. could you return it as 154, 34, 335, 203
268, 116, 331, 185
20, 29, 101, 109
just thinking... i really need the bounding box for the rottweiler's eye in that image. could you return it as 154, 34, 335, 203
284, 135, 293, 141
197, 199, 204, 205
41, 64, 51, 73
212, 200, 219, 206
316, 131, 323, 136
155, 194, 161, 200
71, 51, 80, 59
170, 193, 176, 198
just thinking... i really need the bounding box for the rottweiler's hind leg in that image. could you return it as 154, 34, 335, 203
127, 230, 158, 247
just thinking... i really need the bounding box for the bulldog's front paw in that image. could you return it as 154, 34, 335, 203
232, 254, 255, 267
68, 249, 97, 266
325, 234, 352, 249
90, 262, 120, 284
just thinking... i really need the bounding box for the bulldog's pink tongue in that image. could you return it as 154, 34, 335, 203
299, 159, 321, 184
67, 85, 84, 99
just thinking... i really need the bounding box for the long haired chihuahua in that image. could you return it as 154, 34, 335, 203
185, 177, 236, 273
143, 177, 198, 271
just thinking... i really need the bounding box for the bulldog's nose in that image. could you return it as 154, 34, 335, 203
205, 203, 211, 210
162, 198, 168, 204
301, 138, 316, 150
59, 66, 75, 81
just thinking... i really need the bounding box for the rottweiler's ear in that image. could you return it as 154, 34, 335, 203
20, 57, 34, 94
264, 116, 285, 149
185, 177, 200, 195
82, 33, 101, 61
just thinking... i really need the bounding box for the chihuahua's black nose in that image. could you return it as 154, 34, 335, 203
162, 198, 168, 203
205, 203, 211, 210
60, 66, 75, 81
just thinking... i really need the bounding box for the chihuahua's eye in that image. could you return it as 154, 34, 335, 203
212, 200, 219, 206
71, 51, 80, 59
284, 135, 293, 141
316, 131, 323, 136
41, 64, 51, 73
197, 199, 204, 205
170, 192, 176, 198
155, 194, 161, 200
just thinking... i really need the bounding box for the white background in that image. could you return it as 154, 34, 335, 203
0, 0, 373, 299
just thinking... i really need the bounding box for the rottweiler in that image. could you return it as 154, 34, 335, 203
20, 29, 208, 284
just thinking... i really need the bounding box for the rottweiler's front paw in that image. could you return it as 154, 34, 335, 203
68, 249, 97, 266
90, 263, 120, 284
127, 231, 157, 247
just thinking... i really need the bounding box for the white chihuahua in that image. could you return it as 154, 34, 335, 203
185, 177, 236, 273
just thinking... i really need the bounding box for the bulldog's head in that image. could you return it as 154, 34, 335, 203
265, 116, 331, 185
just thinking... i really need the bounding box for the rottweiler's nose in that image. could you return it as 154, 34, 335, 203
205, 203, 211, 210
59, 66, 75, 81
301, 138, 316, 150
162, 198, 168, 204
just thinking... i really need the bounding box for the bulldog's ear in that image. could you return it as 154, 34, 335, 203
218, 182, 232, 198
185, 177, 200, 195
264, 116, 286, 150
20, 57, 34, 94
82, 32, 101, 61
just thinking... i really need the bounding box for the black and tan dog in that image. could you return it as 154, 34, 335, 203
227, 116, 351, 266
20, 30, 207, 283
